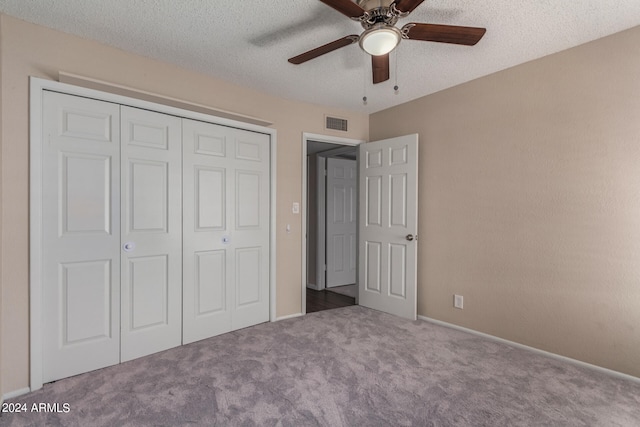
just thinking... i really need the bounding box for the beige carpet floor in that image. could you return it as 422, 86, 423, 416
1, 306, 639, 426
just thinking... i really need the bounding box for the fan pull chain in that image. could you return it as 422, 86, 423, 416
362, 52, 368, 105
394, 46, 400, 93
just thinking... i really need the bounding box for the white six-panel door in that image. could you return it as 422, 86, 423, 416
326, 158, 357, 288
182, 119, 270, 344
42, 91, 122, 382
358, 134, 419, 320
119, 106, 183, 362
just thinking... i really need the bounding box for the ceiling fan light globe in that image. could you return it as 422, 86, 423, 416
360, 26, 401, 56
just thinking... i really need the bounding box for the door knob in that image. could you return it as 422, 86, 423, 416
406, 234, 415, 241
123, 241, 136, 252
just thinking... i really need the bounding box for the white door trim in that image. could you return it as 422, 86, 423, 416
301, 132, 364, 315
29, 77, 277, 391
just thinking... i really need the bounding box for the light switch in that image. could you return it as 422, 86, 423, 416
292, 202, 300, 214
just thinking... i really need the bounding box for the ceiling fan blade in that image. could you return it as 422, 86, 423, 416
392, 0, 426, 14
288, 35, 359, 64
402, 23, 486, 46
372, 54, 390, 84
319, 0, 367, 18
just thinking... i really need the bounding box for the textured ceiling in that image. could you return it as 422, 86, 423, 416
1, 0, 639, 113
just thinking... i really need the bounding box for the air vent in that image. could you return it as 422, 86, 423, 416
325, 115, 348, 132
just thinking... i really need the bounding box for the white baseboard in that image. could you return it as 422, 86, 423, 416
419, 315, 640, 385
275, 312, 303, 322
2, 387, 31, 401
306, 283, 322, 291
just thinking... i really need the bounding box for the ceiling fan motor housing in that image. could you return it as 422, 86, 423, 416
356, 0, 401, 29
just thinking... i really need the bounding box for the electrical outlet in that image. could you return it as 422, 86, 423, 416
454, 294, 464, 309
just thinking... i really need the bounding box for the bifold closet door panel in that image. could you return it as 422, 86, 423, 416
41, 91, 122, 382
120, 106, 182, 362
182, 119, 232, 343
230, 126, 270, 331
182, 119, 270, 344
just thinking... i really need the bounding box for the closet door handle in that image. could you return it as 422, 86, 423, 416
406, 234, 415, 241
123, 242, 136, 252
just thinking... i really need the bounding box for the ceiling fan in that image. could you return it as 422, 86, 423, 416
288, 0, 486, 84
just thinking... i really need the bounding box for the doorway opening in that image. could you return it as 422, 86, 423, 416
301, 133, 364, 314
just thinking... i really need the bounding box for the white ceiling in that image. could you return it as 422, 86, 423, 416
1, 0, 639, 113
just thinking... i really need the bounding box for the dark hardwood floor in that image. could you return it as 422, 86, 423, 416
306, 288, 355, 313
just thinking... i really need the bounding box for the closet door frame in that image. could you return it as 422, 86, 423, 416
29, 77, 277, 392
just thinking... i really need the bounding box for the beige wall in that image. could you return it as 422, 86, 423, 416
371, 26, 640, 377
0, 14, 368, 394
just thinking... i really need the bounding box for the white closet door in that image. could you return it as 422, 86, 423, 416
182, 119, 270, 344
326, 158, 357, 288
42, 91, 121, 382
120, 106, 182, 361
224, 126, 270, 331
182, 119, 232, 342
